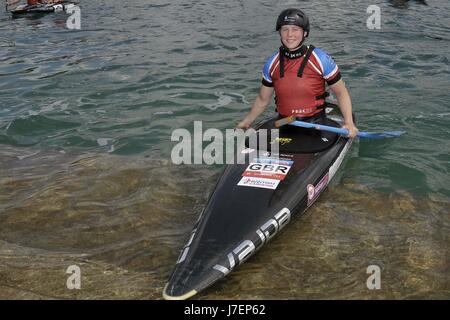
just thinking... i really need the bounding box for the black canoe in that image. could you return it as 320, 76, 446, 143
163, 103, 353, 299
9, 1, 75, 17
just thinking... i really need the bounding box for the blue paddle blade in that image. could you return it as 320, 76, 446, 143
357, 131, 406, 139
285, 120, 406, 139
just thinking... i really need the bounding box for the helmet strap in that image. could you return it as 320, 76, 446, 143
280, 40, 307, 59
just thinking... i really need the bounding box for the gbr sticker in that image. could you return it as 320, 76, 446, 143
242, 162, 291, 181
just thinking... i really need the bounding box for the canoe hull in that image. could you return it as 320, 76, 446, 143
164, 106, 352, 299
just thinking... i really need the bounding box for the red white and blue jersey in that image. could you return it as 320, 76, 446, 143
262, 46, 342, 117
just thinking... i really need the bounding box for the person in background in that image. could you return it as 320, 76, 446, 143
27, 0, 63, 5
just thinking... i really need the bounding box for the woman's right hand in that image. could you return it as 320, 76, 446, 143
235, 119, 252, 130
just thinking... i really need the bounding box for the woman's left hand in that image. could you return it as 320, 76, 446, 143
343, 123, 359, 138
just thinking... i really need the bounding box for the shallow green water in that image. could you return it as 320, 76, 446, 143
0, 0, 449, 299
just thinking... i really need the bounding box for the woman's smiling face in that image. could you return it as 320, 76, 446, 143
279, 25, 305, 50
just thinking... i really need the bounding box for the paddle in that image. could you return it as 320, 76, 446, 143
274, 116, 405, 139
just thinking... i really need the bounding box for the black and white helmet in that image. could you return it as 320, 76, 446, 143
276, 8, 310, 37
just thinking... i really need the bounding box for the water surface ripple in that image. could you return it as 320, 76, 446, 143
0, 0, 449, 299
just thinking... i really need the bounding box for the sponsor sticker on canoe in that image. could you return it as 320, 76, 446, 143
270, 137, 292, 145
254, 158, 294, 166
242, 162, 292, 181
307, 172, 329, 206
237, 177, 280, 190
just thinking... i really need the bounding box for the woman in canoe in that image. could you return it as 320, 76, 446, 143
236, 8, 359, 138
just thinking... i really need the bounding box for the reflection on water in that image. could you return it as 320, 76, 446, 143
0, 147, 448, 299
